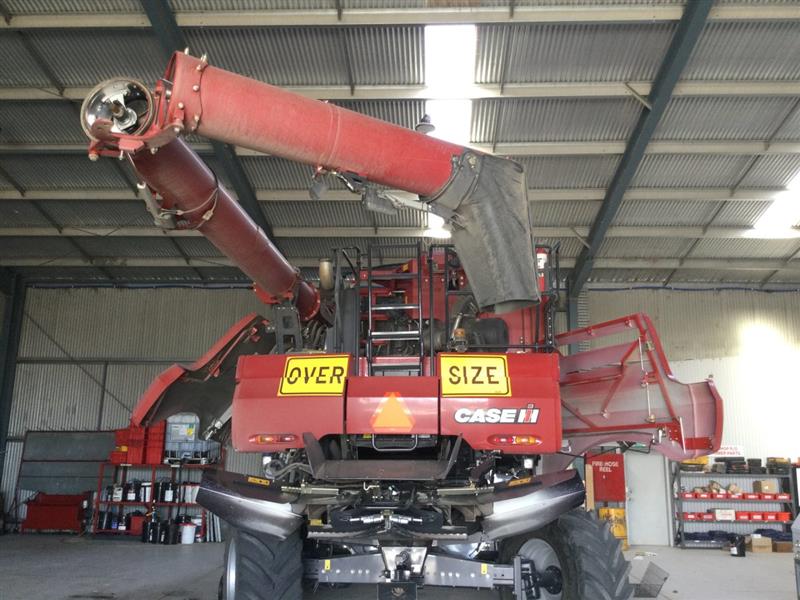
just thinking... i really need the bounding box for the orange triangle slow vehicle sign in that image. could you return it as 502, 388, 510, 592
370, 392, 416, 432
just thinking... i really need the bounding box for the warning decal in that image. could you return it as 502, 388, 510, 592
440, 354, 511, 397
278, 355, 349, 396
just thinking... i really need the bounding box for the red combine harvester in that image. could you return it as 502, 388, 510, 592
81, 52, 722, 600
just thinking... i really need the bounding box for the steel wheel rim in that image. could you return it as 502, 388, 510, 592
225, 536, 238, 599
517, 538, 564, 600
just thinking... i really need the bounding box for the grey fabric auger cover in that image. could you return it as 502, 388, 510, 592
430, 152, 540, 313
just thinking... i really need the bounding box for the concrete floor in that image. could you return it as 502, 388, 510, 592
0, 535, 796, 600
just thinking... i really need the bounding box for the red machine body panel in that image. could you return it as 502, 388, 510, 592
439, 353, 562, 453
346, 377, 439, 435
231, 352, 563, 455
233, 354, 350, 452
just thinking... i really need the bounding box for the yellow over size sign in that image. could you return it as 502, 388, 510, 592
278, 355, 349, 396
440, 354, 511, 397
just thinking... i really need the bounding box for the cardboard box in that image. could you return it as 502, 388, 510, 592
749, 535, 773, 553
753, 480, 778, 494
773, 541, 793, 553
714, 509, 736, 521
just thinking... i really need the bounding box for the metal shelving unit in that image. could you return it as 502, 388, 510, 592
670, 463, 798, 549
92, 463, 208, 537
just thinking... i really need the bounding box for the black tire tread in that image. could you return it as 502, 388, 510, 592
228, 529, 303, 600
501, 508, 633, 600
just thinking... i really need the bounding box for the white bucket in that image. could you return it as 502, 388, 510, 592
180, 523, 197, 544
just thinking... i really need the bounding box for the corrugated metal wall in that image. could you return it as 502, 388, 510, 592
1, 287, 269, 513
587, 289, 800, 457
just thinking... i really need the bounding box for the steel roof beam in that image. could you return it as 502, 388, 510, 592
139, 0, 274, 238
3, 256, 799, 272
4, 140, 800, 157
0, 187, 784, 203
567, 0, 713, 299
2, 225, 797, 240
4, 80, 800, 102
0, 4, 797, 28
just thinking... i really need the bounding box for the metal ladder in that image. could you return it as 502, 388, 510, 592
366, 241, 425, 376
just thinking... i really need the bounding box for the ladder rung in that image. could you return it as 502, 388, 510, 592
371, 362, 422, 371
370, 330, 421, 341
372, 304, 420, 312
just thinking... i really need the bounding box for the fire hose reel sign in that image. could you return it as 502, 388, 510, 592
278, 355, 349, 396
440, 354, 511, 397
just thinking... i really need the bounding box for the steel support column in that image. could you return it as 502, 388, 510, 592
0, 273, 25, 485
567, 0, 713, 298
139, 0, 273, 237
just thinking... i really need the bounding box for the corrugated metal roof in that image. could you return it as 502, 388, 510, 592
710, 201, 772, 227
774, 104, 800, 140
632, 154, 753, 188
690, 238, 800, 259
185, 26, 422, 87
333, 99, 425, 129
242, 156, 317, 190
39, 201, 152, 228
530, 200, 600, 227
655, 96, 799, 141
668, 269, 773, 283
262, 200, 425, 228
0, 201, 52, 227
686, 20, 800, 81
5, 0, 142, 13
172, 0, 333, 10
0, 236, 74, 258
599, 237, 693, 258
173, 237, 224, 258
348, 26, 423, 86
738, 154, 800, 188
517, 155, 621, 188
614, 199, 721, 227
0, 32, 51, 87
0, 101, 85, 144
195, 266, 250, 280
102, 266, 205, 281
471, 97, 640, 144
533, 237, 583, 258
0, 155, 129, 190
14, 266, 111, 281
74, 236, 180, 258
276, 236, 418, 258
26, 29, 164, 88
589, 268, 672, 283
767, 270, 800, 284
475, 22, 675, 84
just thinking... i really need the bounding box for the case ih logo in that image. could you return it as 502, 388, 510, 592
454, 405, 540, 424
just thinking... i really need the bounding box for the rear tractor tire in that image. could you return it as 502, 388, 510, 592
500, 508, 633, 600
220, 528, 303, 600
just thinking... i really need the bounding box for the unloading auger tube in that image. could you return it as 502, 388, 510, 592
80, 51, 540, 314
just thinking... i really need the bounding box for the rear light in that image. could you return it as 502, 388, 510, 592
248, 433, 297, 444
488, 434, 542, 446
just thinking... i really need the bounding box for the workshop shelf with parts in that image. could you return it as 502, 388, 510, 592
1, 2, 800, 600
